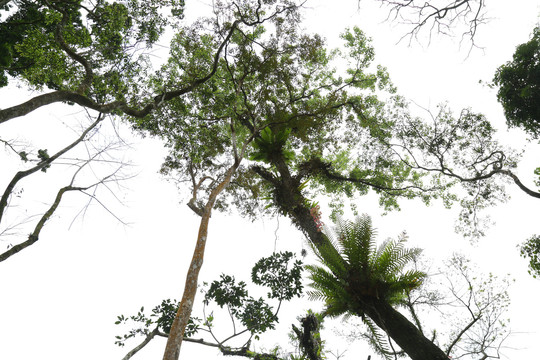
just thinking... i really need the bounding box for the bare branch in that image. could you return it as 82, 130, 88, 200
0, 114, 105, 225
366, 0, 488, 48
0, 183, 88, 262
121, 327, 161, 360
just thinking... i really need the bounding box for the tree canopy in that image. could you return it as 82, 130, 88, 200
1, 1, 539, 360
494, 25, 540, 139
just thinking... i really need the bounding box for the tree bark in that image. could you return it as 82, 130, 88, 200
292, 313, 323, 360
162, 163, 239, 360
361, 299, 448, 360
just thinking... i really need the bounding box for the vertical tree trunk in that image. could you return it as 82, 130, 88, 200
162, 164, 238, 360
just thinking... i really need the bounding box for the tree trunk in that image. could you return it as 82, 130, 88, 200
362, 299, 448, 360
162, 164, 238, 360
257, 155, 448, 360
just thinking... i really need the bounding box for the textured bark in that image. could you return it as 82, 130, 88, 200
162, 163, 239, 360
252, 156, 327, 248
361, 299, 448, 360
292, 313, 323, 360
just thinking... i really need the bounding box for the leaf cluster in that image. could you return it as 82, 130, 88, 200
519, 234, 540, 278
114, 251, 303, 347
113, 300, 200, 347
251, 250, 303, 300
37, 148, 50, 172
0, 0, 184, 101
250, 127, 294, 164
204, 251, 303, 335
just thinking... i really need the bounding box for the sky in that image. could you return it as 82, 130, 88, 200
1, 1, 540, 359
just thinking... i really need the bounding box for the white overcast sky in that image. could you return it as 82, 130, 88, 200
1, 1, 540, 360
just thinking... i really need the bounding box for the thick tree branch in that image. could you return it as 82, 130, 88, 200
122, 328, 161, 360
0, 17, 242, 124
446, 315, 480, 356
124, 327, 284, 360
499, 169, 540, 199
299, 157, 442, 195
0, 184, 87, 262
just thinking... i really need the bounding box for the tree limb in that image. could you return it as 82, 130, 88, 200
367, 0, 487, 47
0, 114, 104, 224
0, 17, 242, 124
121, 328, 161, 360
0, 183, 87, 262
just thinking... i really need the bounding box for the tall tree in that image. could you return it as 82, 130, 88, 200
128, 1, 302, 358
0, 0, 300, 262
337, 253, 512, 359
493, 24, 540, 281
133, 8, 537, 357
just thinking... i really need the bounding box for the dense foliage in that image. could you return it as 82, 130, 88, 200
494, 26, 540, 138
519, 234, 540, 278
0, 0, 184, 97
1, 1, 538, 360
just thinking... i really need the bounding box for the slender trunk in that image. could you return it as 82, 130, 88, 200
162, 164, 238, 360
162, 212, 211, 360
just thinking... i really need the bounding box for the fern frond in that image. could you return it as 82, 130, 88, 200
306, 289, 329, 302
308, 234, 348, 278
373, 237, 405, 277
362, 317, 393, 360
306, 213, 427, 325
